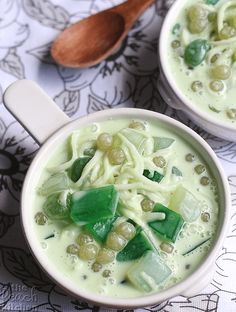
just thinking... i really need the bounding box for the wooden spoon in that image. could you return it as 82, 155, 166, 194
51, 0, 155, 68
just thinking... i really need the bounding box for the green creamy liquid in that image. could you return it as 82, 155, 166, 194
168, 0, 236, 124
34, 119, 219, 298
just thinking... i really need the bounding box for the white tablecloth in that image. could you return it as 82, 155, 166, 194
0, 0, 236, 311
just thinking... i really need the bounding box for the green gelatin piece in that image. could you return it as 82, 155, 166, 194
127, 251, 172, 292
117, 230, 153, 262
184, 39, 210, 67
70, 185, 119, 224
172, 23, 181, 35
84, 215, 118, 243
120, 128, 146, 153
143, 169, 164, 183
43, 192, 70, 220
169, 186, 200, 222
148, 203, 184, 242
153, 137, 175, 151
38, 172, 70, 196
206, 0, 219, 4
172, 166, 183, 177
69, 156, 92, 182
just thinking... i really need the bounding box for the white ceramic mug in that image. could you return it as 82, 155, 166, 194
158, 0, 236, 142
3, 80, 231, 308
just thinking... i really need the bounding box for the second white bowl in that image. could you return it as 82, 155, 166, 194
158, 0, 236, 142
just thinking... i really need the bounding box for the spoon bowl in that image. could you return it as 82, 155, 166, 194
52, 12, 125, 68
51, 0, 155, 68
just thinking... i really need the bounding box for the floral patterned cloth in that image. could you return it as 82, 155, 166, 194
0, 0, 236, 311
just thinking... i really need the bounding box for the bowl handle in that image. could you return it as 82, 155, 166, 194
3, 80, 70, 145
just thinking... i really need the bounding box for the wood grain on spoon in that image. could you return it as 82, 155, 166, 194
51, 0, 155, 68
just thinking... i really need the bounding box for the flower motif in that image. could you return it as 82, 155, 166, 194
0, 0, 29, 61
57, 1, 158, 109
0, 120, 38, 214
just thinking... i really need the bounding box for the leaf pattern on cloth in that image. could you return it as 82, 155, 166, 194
171, 109, 206, 136
0, 22, 29, 49
156, 0, 175, 17
87, 95, 111, 113
48, 285, 100, 312
0, 212, 14, 238
162, 294, 219, 311
0, 119, 6, 138
22, 0, 70, 30
0, 121, 38, 213
213, 249, 236, 293
1, 246, 54, 292
214, 290, 236, 311
0, 0, 29, 72
133, 73, 168, 112
71, 299, 100, 312
54, 90, 80, 117
58, 64, 103, 91
91, 66, 136, 106
0, 282, 12, 308
121, 39, 158, 75
212, 142, 236, 164
27, 42, 55, 65
0, 49, 25, 79
0, 0, 20, 29
229, 175, 236, 206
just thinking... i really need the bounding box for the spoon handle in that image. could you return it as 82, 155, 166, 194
111, 0, 155, 27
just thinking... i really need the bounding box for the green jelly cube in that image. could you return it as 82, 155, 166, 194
70, 185, 118, 224
206, 0, 219, 4
169, 186, 200, 222
148, 203, 184, 242
117, 230, 153, 262
153, 137, 175, 151
69, 156, 92, 182
43, 192, 69, 220
143, 169, 164, 183
84, 215, 118, 243
39, 172, 70, 196
127, 251, 172, 292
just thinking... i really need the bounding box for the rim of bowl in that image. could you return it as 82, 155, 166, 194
159, 0, 236, 133
21, 108, 230, 308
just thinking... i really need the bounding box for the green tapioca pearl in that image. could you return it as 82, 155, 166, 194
184, 39, 210, 67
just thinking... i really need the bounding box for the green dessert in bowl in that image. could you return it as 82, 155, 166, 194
33, 117, 220, 299
3, 81, 230, 308
159, 0, 236, 141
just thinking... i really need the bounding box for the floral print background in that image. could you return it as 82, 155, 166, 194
0, 0, 236, 311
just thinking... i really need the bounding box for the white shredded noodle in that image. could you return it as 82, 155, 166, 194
49, 132, 80, 173
217, 0, 236, 33
48, 126, 179, 234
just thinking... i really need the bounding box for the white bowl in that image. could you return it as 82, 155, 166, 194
158, 0, 236, 142
3, 80, 231, 308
